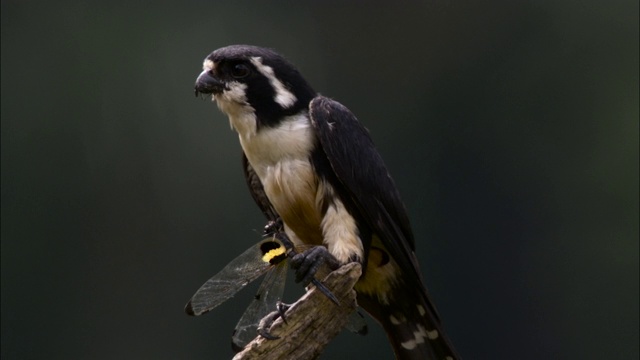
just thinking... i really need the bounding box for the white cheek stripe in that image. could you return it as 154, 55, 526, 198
250, 56, 297, 109
215, 82, 257, 136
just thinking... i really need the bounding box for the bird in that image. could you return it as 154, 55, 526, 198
194, 44, 460, 360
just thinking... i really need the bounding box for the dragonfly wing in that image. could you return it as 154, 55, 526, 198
185, 238, 286, 316
232, 260, 288, 349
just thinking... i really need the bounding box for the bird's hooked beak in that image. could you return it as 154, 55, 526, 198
194, 70, 225, 97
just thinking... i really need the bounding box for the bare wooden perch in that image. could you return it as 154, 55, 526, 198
233, 262, 362, 360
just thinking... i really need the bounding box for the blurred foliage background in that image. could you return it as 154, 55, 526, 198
2, 1, 638, 359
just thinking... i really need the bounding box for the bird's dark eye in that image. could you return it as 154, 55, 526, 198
230, 64, 251, 79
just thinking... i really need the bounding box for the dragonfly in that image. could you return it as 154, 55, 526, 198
184, 231, 360, 350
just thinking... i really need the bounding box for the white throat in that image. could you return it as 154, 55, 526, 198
238, 112, 315, 175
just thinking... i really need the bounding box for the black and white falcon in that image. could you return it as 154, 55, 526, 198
194, 45, 460, 360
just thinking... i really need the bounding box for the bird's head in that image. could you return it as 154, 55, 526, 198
195, 45, 316, 128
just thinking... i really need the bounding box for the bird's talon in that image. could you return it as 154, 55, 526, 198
276, 301, 289, 324
256, 301, 291, 340
290, 246, 340, 285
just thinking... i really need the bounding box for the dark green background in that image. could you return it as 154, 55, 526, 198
2, 1, 638, 359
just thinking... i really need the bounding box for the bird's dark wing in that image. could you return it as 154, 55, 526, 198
243, 154, 279, 222
309, 96, 421, 281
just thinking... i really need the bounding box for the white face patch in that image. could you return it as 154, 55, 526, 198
214, 81, 258, 136
217, 81, 248, 105
250, 56, 297, 109
202, 59, 215, 71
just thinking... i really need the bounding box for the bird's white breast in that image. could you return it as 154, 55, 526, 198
224, 109, 363, 263
234, 113, 325, 245
237, 113, 316, 173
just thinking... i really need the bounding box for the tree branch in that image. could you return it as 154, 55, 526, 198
233, 262, 362, 360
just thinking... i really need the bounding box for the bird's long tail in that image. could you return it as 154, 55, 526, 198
358, 288, 460, 360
